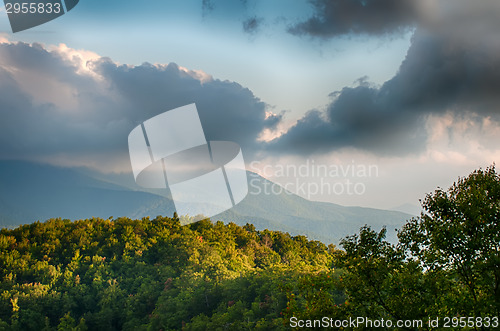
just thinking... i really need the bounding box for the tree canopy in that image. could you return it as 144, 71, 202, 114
0, 165, 498, 330
0, 216, 338, 330
337, 165, 500, 329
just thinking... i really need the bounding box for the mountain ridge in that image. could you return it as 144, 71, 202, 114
0, 160, 411, 244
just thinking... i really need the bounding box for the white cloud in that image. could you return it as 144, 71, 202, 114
0, 33, 9, 44
0, 40, 280, 172
249, 111, 500, 209
48, 43, 102, 77
177, 65, 213, 84
0, 39, 497, 209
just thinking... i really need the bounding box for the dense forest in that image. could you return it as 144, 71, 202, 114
0, 166, 498, 330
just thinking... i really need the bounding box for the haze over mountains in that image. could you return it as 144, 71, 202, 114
0, 161, 412, 244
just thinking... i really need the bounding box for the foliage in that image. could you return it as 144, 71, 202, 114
399, 165, 500, 317
336, 165, 500, 330
0, 165, 498, 330
0, 216, 336, 330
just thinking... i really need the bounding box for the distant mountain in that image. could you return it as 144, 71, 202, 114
0, 161, 412, 244
215, 173, 411, 244
0, 161, 175, 226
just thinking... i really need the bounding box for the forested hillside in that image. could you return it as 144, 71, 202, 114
0, 215, 341, 330
0, 166, 498, 330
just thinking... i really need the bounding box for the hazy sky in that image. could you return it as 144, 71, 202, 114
0, 0, 499, 210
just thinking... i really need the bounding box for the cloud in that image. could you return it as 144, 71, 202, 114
91, 58, 280, 150
0, 41, 280, 171
1, 1, 498, 167
242, 16, 263, 35
201, 0, 250, 19
269, 1, 500, 156
288, 0, 418, 38
202, 0, 215, 16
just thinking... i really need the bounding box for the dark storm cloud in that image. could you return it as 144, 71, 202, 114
0, 42, 280, 167
269, 16, 500, 156
0, 42, 128, 159
242, 16, 263, 34
266, 83, 428, 156
288, 0, 417, 38
92, 58, 280, 150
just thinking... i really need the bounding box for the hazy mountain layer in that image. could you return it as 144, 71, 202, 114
0, 161, 411, 244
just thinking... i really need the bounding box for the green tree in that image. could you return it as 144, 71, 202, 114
335, 226, 438, 326
334, 166, 500, 329
399, 165, 500, 317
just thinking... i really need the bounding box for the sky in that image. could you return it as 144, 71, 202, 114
0, 0, 499, 210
